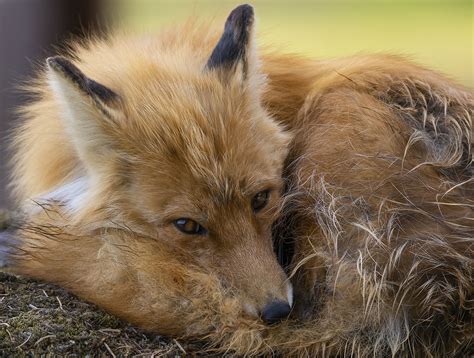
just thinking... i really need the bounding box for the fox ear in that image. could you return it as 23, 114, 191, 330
47, 56, 123, 172
206, 4, 256, 80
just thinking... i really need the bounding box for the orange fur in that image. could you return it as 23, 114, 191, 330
1, 5, 472, 357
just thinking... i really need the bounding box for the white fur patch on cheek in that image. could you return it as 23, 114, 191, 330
34, 176, 89, 213
287, 282, 294, 307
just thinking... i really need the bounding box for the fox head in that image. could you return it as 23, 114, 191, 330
45, 5, 292, 323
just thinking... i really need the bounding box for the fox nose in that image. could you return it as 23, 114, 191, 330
261, 300, 291, 324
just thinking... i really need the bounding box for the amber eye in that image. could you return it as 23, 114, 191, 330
174, 218, 207, 235
252, 190, 270, 213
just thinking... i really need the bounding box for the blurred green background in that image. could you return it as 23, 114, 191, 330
122, 0, 473, 87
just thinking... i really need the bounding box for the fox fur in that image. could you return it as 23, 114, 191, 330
1, 4, 472, 357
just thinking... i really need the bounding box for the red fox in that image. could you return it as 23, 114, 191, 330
1, 4, 472, 356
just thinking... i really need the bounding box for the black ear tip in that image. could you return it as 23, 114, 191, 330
46, 56, 68, 71
46, 56, 81, 79
206, 4, 255, 71
227, 4, 254, 25
46, 56, 87, 86
46, 56, 58, 65
232, 4, 254, 15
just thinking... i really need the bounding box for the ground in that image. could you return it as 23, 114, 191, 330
0, 273, 195, 357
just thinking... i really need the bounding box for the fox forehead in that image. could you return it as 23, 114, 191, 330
110, 65, 288, 184
129, 132, 285, 217
111, 70, 288, 219
120, 74, 252, 153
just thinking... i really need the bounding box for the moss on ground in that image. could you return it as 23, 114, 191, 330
0, 272, 195, 356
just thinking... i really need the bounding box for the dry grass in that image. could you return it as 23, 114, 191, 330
0, 273, 196, 356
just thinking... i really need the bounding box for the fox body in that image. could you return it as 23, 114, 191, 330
1, 5, 472, 356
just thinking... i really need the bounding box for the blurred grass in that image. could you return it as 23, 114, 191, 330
121, 0, 473, 87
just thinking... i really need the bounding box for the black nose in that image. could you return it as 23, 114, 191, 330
261, 300, 291, 324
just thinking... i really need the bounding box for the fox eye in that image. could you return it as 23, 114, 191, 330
174, 218, 207, 235
252, 190, 270, 213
